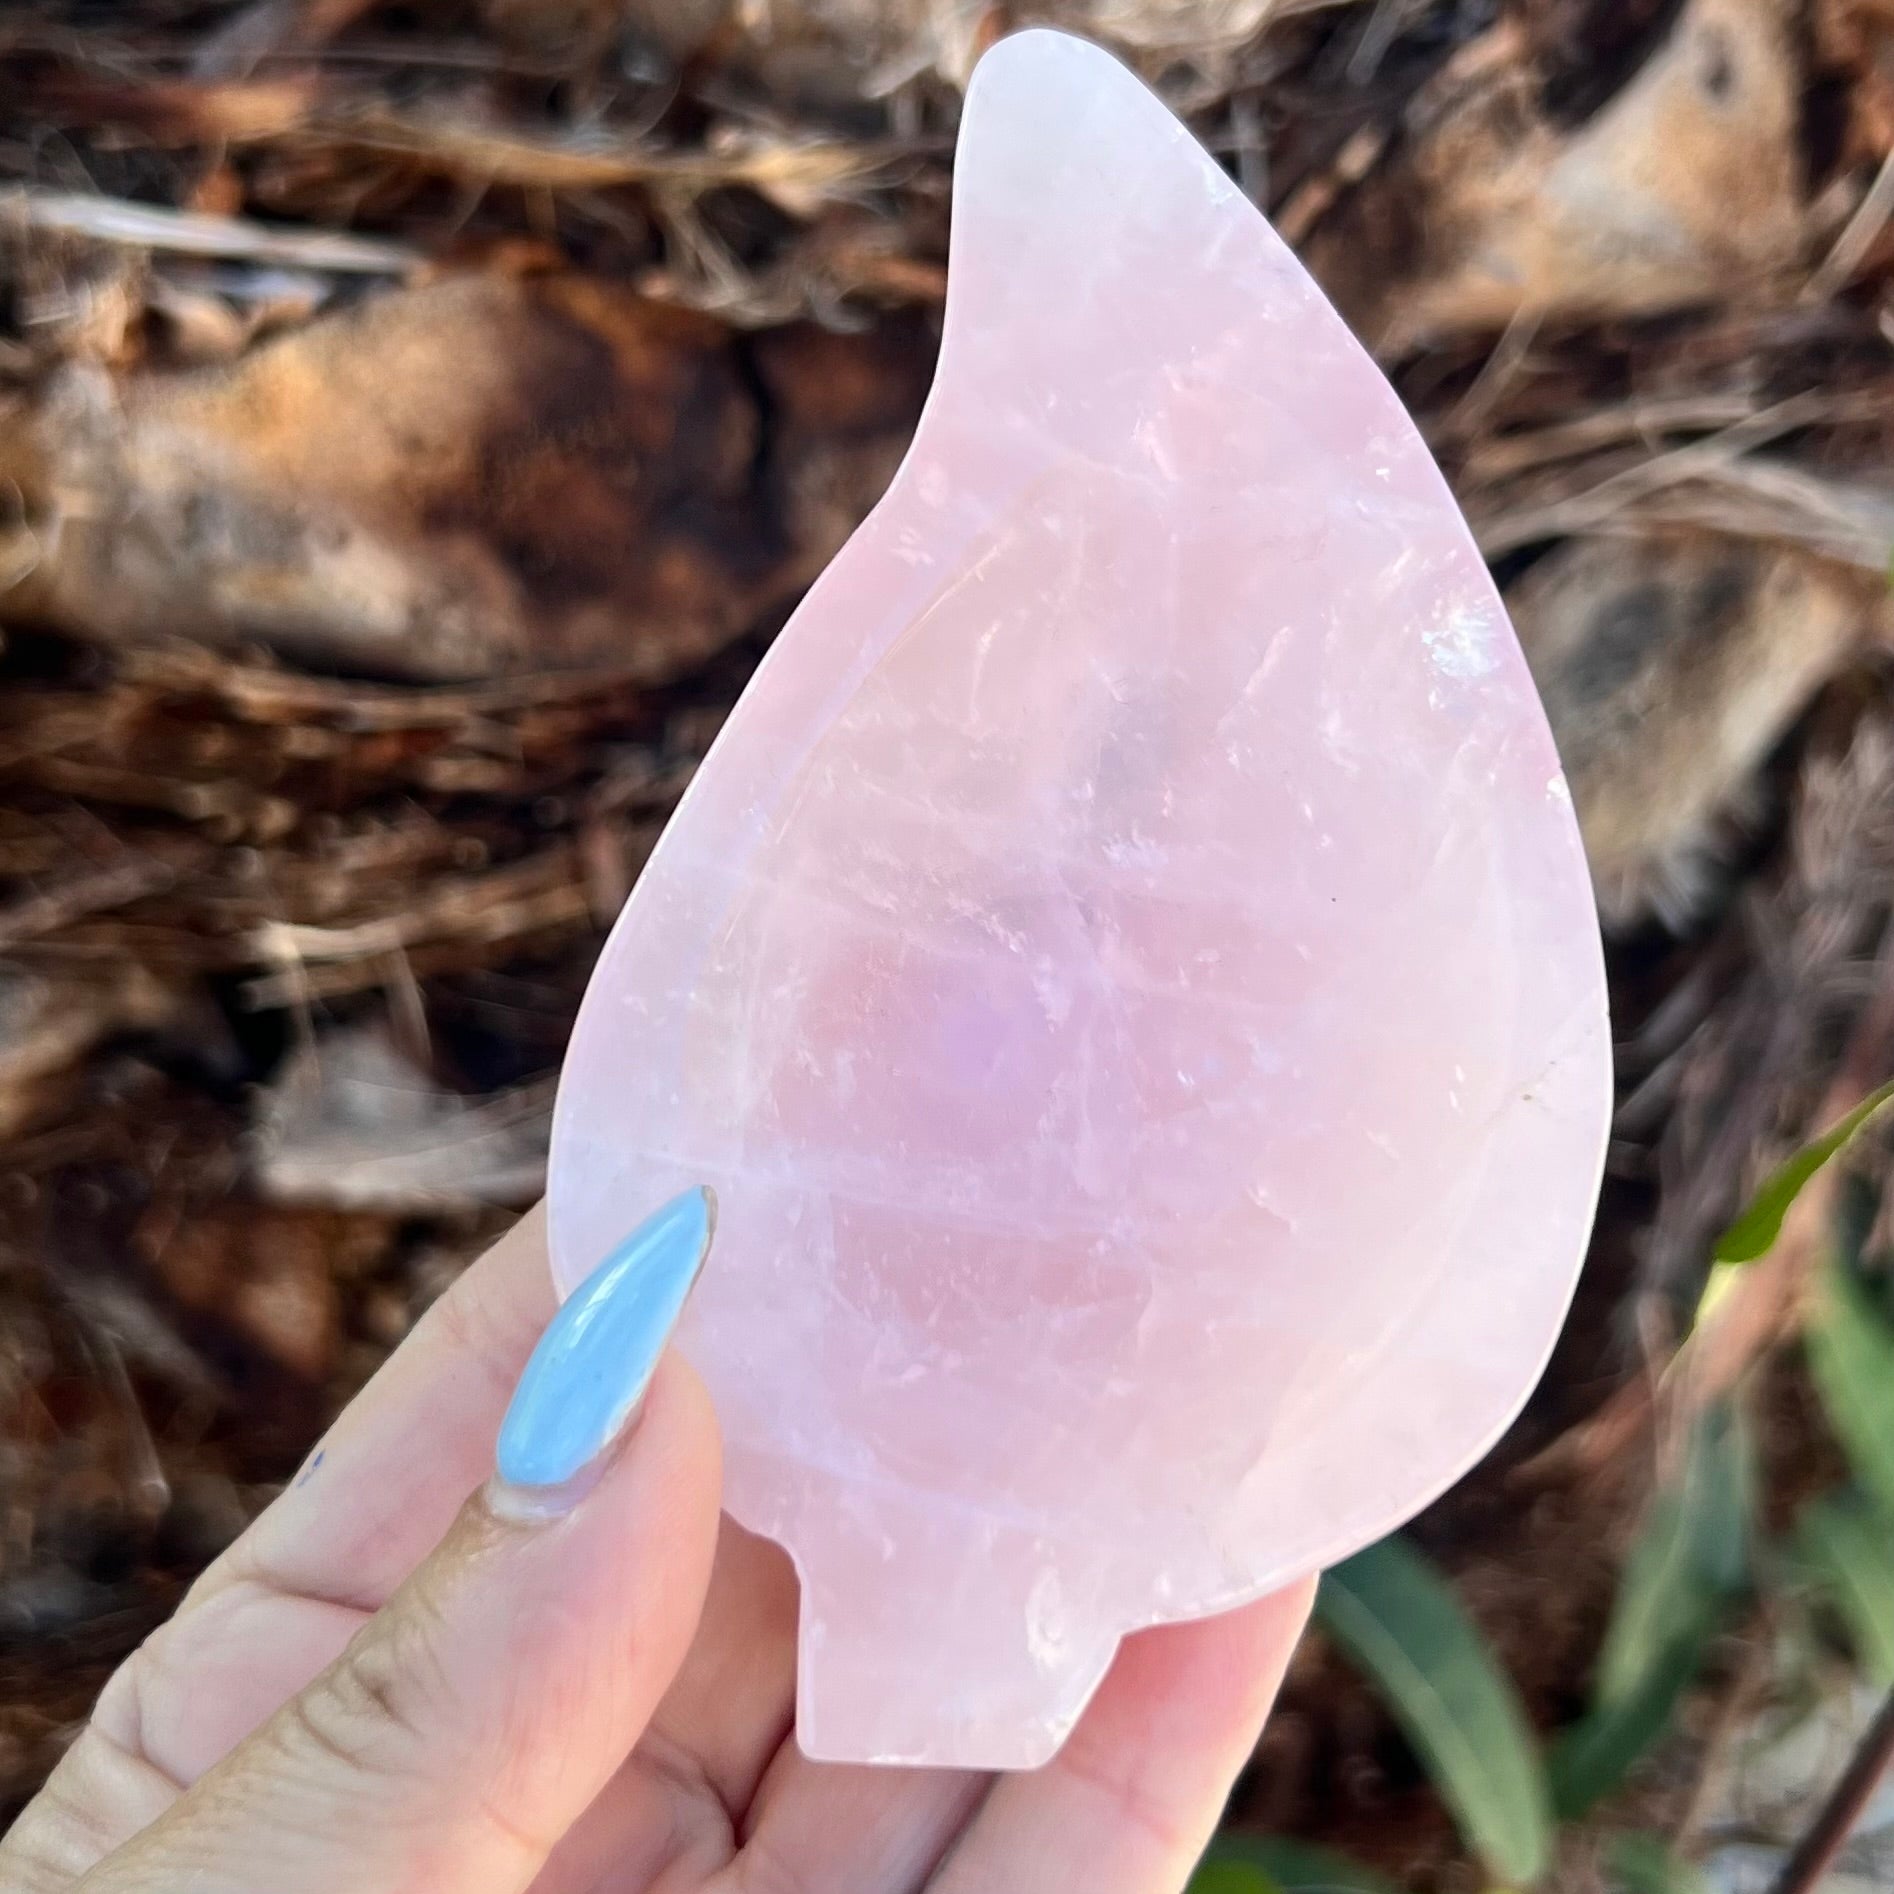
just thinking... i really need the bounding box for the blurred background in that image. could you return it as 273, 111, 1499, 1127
1, 2, 1893, 1888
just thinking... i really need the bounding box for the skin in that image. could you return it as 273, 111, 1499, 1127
0, 1205, 1314, 1894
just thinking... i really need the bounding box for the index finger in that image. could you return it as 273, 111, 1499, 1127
103, 1201, 795, 1820
199, 1202, 559, 1614
4, 1207, 593, 1883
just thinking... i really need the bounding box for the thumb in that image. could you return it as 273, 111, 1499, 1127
83, 1188, 724, 1894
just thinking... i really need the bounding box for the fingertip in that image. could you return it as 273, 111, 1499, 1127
495, 1187, 716, 1494
480, 1353, 723, 1558
1069, 1576, 1314, 1778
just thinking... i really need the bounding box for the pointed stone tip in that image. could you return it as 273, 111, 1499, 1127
952, 24, 1227, 273
965, 25, 1141, 114
970, 24, 1099, 76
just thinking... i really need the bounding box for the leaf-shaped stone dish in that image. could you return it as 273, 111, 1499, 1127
548, 28, 1612, 1770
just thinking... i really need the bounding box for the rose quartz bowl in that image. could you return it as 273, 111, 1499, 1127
548, 28, 1612, 1771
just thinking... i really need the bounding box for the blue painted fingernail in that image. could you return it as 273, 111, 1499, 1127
495, 1187, 715, 1492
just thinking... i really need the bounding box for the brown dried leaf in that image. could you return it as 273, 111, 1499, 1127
621, 0, 1278, 96
135, 1197, 390, 1383
1512, 531, 1885, 927
0, 273, 800, 680
1309, 0, 1809, 349
754, 314, 936, 568
1814, 0, 1894, 159
0, 960, 178, 1141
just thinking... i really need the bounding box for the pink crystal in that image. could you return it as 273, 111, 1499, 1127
549, 28, 1611, 1770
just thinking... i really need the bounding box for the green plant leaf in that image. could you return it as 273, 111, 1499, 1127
1594, 1404, 1752, 1706
1199, 1837, 1397, 1894
1793, 1487, 1894, 1684
1549, 1625, 1710, 1819
1713, 1078, 1894, 1264
1318, 1536, 1552, 1886
1807, 1262, 1894, 1517
1549, 1408, 1751, 1817
1607, 1831, 1712, 1894
1692, 1258, 1744, 1330
1187, 1863, 1282, 1894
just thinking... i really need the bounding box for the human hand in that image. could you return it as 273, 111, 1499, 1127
1, 1190, 1312, 1894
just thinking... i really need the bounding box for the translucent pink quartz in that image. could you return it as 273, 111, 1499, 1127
549, 29, 1611, 1769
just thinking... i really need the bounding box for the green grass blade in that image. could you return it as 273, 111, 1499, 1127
1807, 1263, 1894, 1518
1549, 1625, 1711, 1819
1594, 1404, 1752, 1705
1199, 1837, 1398, 1894
1794, 1487, 1894, 1684
1318, 1536, 1552, 1886
1607, 1832, 1712, 1894
1188, 1864, 1283, 1894
1714, 1078, 1894, 1264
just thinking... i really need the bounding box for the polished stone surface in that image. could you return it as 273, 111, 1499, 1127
549, 27, 1611, 1769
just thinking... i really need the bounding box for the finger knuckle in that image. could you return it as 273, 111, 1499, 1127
88, 1623, 187, 1789
280, 1605, 448, 1782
